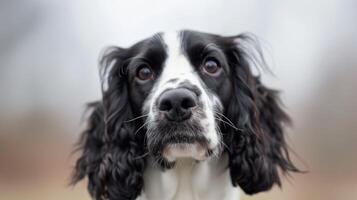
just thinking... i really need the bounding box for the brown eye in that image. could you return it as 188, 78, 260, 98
137, 65, 154, 80
202, 59, 220, 75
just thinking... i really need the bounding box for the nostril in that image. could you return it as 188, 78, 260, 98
159, 99, 172, 111
181, 97, 196, 109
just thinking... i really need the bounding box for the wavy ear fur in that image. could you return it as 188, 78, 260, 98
72, 47, 146, 200
225, 34, 299, 195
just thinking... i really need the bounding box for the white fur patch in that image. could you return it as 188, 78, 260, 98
142, 155, 240, 200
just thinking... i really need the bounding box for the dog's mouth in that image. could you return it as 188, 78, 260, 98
146, 124, 214, 162
160, 132, 211, 161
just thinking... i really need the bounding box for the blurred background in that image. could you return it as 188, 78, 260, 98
1, 0, 357, 199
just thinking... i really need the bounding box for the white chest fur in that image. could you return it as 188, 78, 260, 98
138, 154, 240, 200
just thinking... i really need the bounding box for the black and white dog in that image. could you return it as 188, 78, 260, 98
72, 30, 299, 200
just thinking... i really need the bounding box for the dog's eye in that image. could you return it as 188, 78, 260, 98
202, 58, 221, 75
137, 65, 154, 81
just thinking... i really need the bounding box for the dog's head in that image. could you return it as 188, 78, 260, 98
72, 30, 299, 199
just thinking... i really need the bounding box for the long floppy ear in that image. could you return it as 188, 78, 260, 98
225, 34, 299, 195
71, 47, 146, 200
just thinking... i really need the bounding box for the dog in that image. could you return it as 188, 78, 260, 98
72, 30, 299, 200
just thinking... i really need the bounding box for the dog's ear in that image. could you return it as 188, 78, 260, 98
72, 47, 146, 200
225, 34, 299, 195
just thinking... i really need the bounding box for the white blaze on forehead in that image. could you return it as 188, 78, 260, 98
154, 31, 202, 93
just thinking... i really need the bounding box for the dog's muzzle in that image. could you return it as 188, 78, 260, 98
146, 85, 215, 162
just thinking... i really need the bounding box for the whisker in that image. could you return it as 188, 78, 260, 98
124, 114, 149, 123
214, 117, 241, 131
134, 121, 149, 135
214, 112, 238, 129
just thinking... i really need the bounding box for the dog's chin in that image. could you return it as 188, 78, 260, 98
162, 142, 210, 162
147, 119, 219, 164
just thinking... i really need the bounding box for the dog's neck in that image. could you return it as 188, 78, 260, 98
139, 154, 240, 200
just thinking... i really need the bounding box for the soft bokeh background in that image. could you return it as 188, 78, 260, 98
1, 0, 357, 199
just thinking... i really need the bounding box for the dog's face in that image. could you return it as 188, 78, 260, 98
129, 32, 233, 162
73, 30, 299, 200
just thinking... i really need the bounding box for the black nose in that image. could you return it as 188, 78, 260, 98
158, 88, 197, 122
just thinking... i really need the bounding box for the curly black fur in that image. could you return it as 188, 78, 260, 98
224, 34, 300, 195
71, 47, 147, 200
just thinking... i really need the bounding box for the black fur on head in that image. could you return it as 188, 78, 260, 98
223, 34, 300, 194
71, 46, 147, 200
